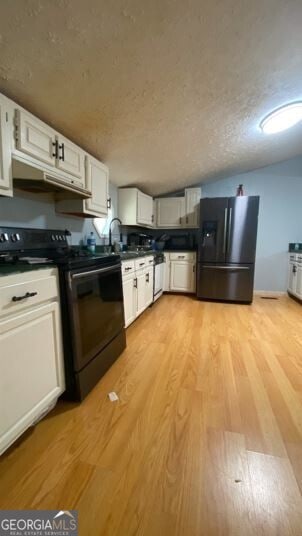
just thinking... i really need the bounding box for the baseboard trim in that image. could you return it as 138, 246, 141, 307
254, 290, 286, 297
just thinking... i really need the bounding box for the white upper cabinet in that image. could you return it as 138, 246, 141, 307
184, 187, 201, 227
85, 156, 109, 216
56, 134, 85, 182
56, 156, 109, 218
0, 95, 13, 197
137, 190, 154, 226
156, 197, 185, 228
15, 109, 57, 167
13, 100, 88, 196
118, 188, 154, 227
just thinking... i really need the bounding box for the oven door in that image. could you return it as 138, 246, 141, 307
67, 263, 125, 372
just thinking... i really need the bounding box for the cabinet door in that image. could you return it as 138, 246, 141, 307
0, 97, 12, 196
137, 191, 153, 227
170, 261, 195, 293
163, 254, 170, 292
145, 267, 154, 307
156, 198, 185, 228
122, 276, 136, 327
85, 156, 109, 216
136, 271, 147, 316
296, 266, 302, 298
56, 135, 85, 182
0, 302, 65, 455
15, 109, 56, 166
185, 187, 201, 227
288, 263, 297, 295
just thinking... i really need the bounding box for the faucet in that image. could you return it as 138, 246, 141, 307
108, 218, 122, 249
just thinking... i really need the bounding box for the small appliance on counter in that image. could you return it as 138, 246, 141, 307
127, 232, 153, 249
0, 226, 126, 401
163, 232, 196, 251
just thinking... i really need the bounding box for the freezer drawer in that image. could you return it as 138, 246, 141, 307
197, 263, 255, 303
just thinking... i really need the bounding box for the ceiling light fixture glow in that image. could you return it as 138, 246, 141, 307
260, 102, 302, 134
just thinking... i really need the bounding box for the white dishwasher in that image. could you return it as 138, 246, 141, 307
153, 252, 165, 302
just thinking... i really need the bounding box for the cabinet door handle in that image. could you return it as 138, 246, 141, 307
151, 214, 154, 223
133, 278, 137, 288
107, 198, 111, 209
146, 273, 149, 282
179, 217, 182, 224
59, 142, 65, 161
12, 291, 37, 302
52, 140, 59, 158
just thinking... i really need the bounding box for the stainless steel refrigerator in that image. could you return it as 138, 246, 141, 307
197, 196, 260, 303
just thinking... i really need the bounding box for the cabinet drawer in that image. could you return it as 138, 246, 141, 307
145, 256, 154, 266
135, 258, 148, 271
0, 274, 58, 317
122, 260, 135, 276
170, 252, 195, 261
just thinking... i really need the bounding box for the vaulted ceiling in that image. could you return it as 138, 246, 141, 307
1, 0, 302, 195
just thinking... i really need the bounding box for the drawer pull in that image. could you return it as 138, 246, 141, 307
124, 267, 132, 271
178, 255, 185, 259
12, 291, 38, 302
139, 262, 145, 266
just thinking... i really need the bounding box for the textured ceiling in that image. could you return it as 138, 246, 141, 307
1, 0, 302, 195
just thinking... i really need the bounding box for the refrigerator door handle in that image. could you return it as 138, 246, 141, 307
222, 208, 228, 254
200, 265, 250, 270
227, 207, 233, 253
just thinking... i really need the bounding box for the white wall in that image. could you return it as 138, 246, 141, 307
0, 183, 118, 245
202, 156, 302, 292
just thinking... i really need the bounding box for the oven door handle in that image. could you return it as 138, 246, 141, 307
71, 264, 121, 279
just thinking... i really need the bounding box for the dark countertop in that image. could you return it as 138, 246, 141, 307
118, 250, 156, 261
0, 262, 55, 277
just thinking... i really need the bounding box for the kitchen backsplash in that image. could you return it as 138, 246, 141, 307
0, 183, 119, 246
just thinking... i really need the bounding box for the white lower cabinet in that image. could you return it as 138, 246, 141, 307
136, 270, 147, 316
170, 261, 195, 293
122, 275, 136, 328
164, 251, 196, 293
0, 269, 65, 455
145, 267, 154, 307
296, 265, 302, 299
122, 256, 154, 327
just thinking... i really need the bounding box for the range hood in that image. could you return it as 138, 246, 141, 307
12, 158, 91, 199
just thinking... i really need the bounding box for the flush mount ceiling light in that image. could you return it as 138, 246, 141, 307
260, 102, 302, 134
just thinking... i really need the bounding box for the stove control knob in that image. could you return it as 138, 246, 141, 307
51, 235, 56, 241
0, 233, 9, 242
58, 235, 63, 241
11, 233, 21, 242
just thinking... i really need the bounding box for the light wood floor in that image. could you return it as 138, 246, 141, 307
1, 294, 302, 535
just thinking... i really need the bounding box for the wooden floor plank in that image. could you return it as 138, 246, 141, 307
0, 293, 302, 535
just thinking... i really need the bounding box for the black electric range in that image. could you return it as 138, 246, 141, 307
0, 226, 126, 401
